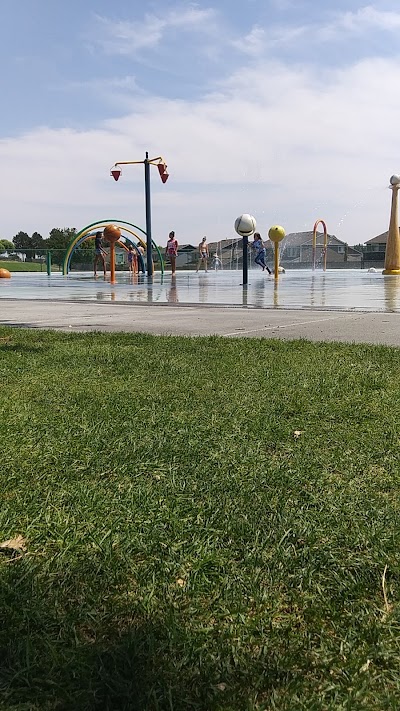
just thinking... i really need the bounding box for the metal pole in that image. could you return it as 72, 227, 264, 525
242, 235, 248, 285
144, 151, 153, 279
46, 251, 51, 276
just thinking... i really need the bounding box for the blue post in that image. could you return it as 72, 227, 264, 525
144, 152, 153, 279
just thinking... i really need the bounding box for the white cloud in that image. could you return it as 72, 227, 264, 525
93, 6, 217, 55
320, 5, 400, 40
232, 26, 267, 56
342, 5, 400, 31
67, 75, 138, 91
1, 55, 400, 244
232, 6, 400, 58
89, 3, 400, 73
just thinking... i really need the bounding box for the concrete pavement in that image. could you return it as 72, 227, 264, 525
1, 299, 400, 345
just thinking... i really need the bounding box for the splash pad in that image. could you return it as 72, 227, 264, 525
0, 269, 399, 312
3, 172, 400, 311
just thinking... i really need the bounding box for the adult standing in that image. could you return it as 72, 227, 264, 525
137, 244, 146, 273
165, 231, 178, 276
196, 236, 209, 273
93, 231, 107, 277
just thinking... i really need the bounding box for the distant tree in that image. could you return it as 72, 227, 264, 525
12, 231, 33, 260
351, 243, 365, 253
0, 239, 14, 251
47, 228, 77, 265
13, 231, 31, 249
47, 228, 77, 250
31, 232, 45, 254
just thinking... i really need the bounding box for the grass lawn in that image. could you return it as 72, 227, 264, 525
0, 262, 61, 273
1, 328, 400, 710
0, 261, 46, 272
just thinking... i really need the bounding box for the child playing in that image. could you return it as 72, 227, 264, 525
93, 231, 107, 277
252, 233, 271, 273
212, 253, 222, 270
127, 245, 138, 274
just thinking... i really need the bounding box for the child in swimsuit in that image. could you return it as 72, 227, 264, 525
127, 245, 137, 274
252, 233, 271, 273
212, 253, 222, 270
165, 231, 178, 276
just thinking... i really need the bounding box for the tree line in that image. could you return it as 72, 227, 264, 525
0, 228, 77, 254
0, 228, 94, 265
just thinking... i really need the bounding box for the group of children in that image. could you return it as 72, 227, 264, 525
93, 231, 145, 277
165, 231, 271, 274
93, 229, 272, 278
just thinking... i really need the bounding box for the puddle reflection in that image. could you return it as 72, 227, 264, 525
384, 276, 400, 312
1, 269, 397, 312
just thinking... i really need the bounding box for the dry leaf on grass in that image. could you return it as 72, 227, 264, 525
176, 578, 186, 588
359, 659, 371, 673
216, 683, 227, 691
0, 535, 27, 556
294, 430, 304, 439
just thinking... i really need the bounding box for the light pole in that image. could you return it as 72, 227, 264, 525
110, 153, 169, 278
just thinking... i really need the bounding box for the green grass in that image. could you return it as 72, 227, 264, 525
0, 261, 61, 273
0, 261, 45, 272
0, 261, 51, 272
1, 328, 400, 710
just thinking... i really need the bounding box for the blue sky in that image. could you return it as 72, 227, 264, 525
1, 0, 400, 244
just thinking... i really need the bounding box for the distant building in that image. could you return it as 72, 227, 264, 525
363, 231, 389, 268
176, 244, 196, 268
277, 232, 362, 268
175, 238, 246, 269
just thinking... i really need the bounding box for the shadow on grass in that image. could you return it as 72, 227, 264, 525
0, 341, 46, 352
0, 557, 290, 711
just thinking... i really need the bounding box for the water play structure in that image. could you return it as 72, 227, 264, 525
234, 213, 257, 285
383, 175, 400, 275
103, 224, 121, 285
312, 219, 328, 272
62, 220, 164, 277
268, 225, 286, 280
5, 174, 400, 310
110, 153, 169, 278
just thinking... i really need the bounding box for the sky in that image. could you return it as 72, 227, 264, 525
1, 0, 400, 246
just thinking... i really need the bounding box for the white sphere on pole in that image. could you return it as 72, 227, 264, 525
234, 214, 257, 237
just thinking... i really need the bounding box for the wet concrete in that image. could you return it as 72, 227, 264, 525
2, 299, 400, 346
1, 270, 400, 345
0, 269, 398, 311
